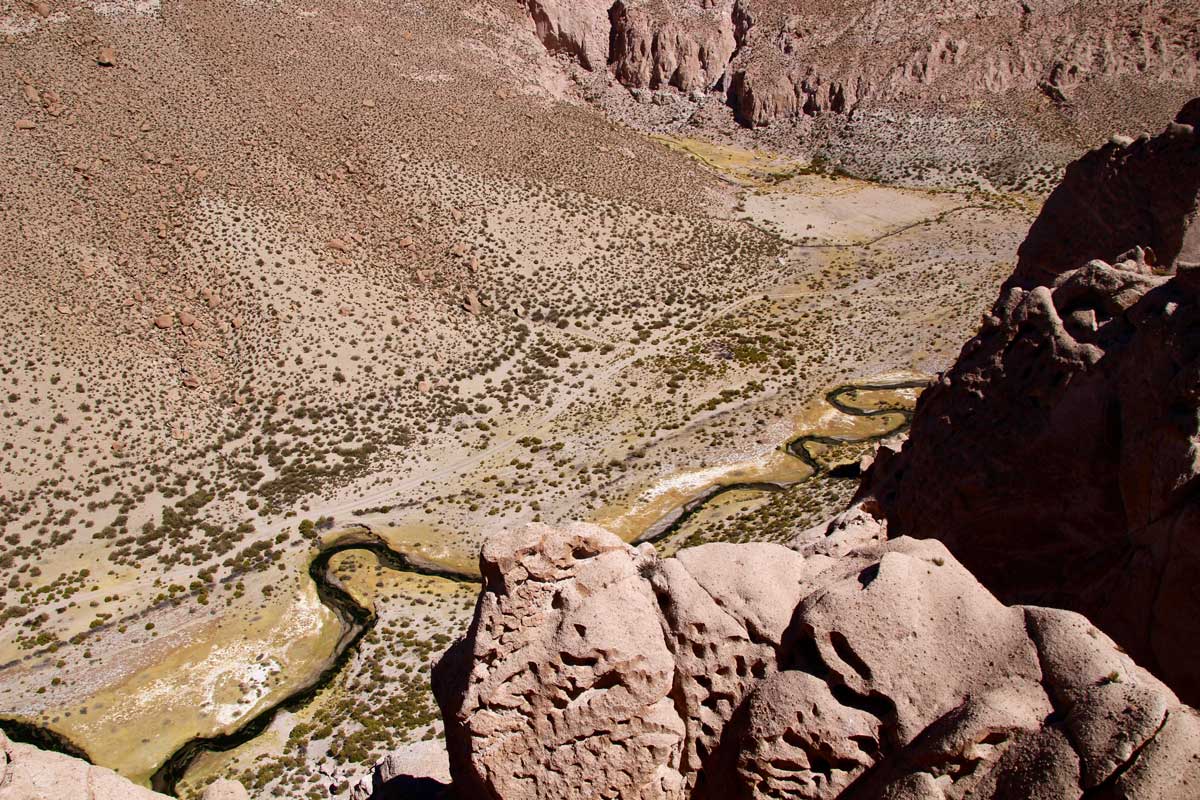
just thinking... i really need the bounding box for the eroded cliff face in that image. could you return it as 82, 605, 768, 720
859, 101, 1200, 706
607, 0, 741, 94
432, 521, 1200, 800
523, 0, 613, 71
522, 0, 1200, 128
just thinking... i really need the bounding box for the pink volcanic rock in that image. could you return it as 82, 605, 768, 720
433, 522, 1200, 799
0, 730, 251, 800
608, 0, 739, 94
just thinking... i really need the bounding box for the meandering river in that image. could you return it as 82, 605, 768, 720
1, 377, 926, 796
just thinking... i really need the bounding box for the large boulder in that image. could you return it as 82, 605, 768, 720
433, 522, 1200, 799
859, 101, 1200, 705
0, 729, 167, 800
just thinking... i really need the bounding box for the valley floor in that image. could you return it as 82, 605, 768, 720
1, 142, 1031, 797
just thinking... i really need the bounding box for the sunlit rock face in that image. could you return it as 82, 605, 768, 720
432, 522, 1200, 799
524, 0, 1200, 128
0, 729, 249, 800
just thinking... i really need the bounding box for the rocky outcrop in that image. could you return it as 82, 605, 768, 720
1013, 99, 1200, 287
858, 102, 1200, 706
433, 522, 1200, 799
0, 729, 166, 800
523, 0, 1200, 128
607, 0, 740, 93
0, 729, 251, 799
524, 0, 612, 71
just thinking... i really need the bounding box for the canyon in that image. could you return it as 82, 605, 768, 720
1, 0, 1199, 798
426, 103, 1200, 798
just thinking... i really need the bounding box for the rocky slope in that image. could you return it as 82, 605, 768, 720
527, 0, 1199, 127
858, 99, 1200, 707
432, 521, 1200, 799
521, 0, 1200, 184
0, 729, 247, 800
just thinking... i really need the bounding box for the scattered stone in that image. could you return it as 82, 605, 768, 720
153, 313, 173, 329
462, 290, 481, 315
14, 119, 36, 131
96, 47, 117, 67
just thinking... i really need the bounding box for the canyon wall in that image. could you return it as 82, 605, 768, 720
522, 0, 1200, 128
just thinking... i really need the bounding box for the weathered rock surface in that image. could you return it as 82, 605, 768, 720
524, 0, 612, 71
351, 739, 452, 800
607, 0, 740, 94
200, 778, 251, 800
859, 101, 1200, 706
433, 522, 1200, 799
524, 0, 1200, 128
0, 729, 168, 800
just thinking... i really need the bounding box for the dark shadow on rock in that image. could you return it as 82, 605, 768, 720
373, 775, 456, 800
